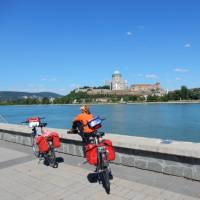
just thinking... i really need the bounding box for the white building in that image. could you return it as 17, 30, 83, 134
111, 71, 128, 90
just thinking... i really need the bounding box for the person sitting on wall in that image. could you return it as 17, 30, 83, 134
69, 104, 95, 150
68, 104, 113, 178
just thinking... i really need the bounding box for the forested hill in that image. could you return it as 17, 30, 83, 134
0, 91, 63, 101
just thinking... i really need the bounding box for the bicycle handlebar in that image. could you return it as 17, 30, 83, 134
21, 117, 47, 128
92, 131, 105, 138
21, 121, 28, 124
38, 123, 47, 127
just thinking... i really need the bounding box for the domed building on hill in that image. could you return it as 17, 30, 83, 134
111, 71, 128, 90
75, 70, 166, 97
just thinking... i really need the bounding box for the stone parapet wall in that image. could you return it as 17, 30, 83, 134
0, 123, 200, 181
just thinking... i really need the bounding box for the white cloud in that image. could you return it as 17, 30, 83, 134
184, 43, 191, 48
41, 78, 57, 82
175, 77, 182, 81
145, 74, 158, 79
126, 31, 133, 36
174, 68, 189, 73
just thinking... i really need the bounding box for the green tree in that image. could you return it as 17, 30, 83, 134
167, 90, 181, 100
159, 95, 169, 102
180, 86, 189, 100
147, 95, 160, 102
42, 97, 50, 104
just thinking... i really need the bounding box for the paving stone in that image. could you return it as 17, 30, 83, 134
0, 140, 200, 200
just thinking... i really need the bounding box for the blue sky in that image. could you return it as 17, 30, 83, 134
0, 0, 200, 94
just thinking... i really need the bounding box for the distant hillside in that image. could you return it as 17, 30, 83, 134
0, 91, 63, 101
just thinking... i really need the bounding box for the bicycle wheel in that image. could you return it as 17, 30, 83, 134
100, 154, 110, 194
48, 146, 58, 168
102, 167, 110, 194
31, 134, 39, 157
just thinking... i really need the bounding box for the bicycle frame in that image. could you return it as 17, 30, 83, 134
30, 127, 39, 157
42, 139, 58, 168
30, 125, 45, 157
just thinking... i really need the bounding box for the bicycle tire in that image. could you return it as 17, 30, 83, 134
31, 134, 39, 157
53, 162, 58, 168
102, 167, 110, 194
48, 146, 56, 168
100, 153, 110, 194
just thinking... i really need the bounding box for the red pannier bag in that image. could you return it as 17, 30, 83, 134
36, 136, 49, 153
102, 139, 115, 161
50, 132, 61, 148
86, 144, 97, 165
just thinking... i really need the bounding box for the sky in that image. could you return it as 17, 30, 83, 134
0, 0, 200, 95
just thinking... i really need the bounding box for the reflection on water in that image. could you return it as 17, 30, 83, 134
0, 104, 200, 142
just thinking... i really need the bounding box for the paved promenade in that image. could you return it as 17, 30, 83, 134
0, 140, 200, 200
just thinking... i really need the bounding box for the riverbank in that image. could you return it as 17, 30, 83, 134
1, 100, 200, 106
128, 100, 200, 104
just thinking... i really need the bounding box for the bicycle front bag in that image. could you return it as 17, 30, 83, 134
88, 117, 102, 130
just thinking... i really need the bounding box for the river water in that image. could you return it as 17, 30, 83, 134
0, 104, 200, 142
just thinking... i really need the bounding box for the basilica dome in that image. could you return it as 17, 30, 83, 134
112, 70, 121, 77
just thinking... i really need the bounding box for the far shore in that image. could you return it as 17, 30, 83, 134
1, 100, 200, 106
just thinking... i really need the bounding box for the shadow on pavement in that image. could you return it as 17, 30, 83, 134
87, 172, 112, 194
56, 157, 64, 163
43, 156, 64, 168
87, 171, 113, 183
